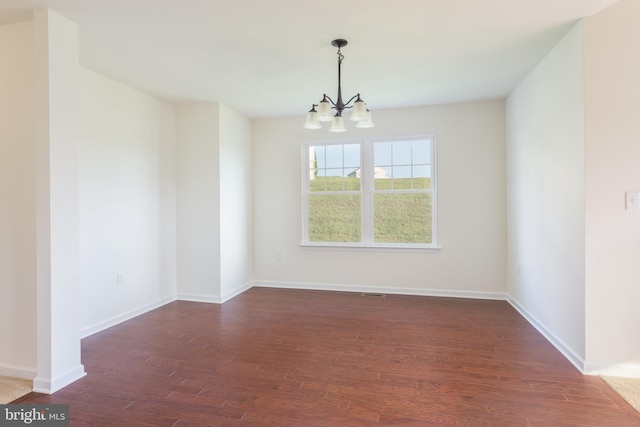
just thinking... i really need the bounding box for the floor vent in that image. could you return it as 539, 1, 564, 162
361, 292, 386, 297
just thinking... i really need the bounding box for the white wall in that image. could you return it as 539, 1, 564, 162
33, 9, 85, 393
505, 22, 586, 370
219, 104, 252, 300
176, 103, 222, 301
252, 101, 506, 297
584, 0, 640, 377
1, 9, 178, 391
0, 20, 37, 379
78, 67, 177, 337
176, 103, 253, 302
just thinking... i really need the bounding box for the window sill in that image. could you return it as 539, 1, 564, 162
299, 243, 442, 253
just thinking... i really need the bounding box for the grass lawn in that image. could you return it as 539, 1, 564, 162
308, 177, 432, 243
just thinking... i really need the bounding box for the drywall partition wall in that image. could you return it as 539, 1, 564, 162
78, 67, 177, 337
219, 104, 252, 300
505, 21, 586, 370
33, 9, 85, 393
176, 103, 252, 302
176, 103, 223, 301
252, 101, 506, 297
0, 20, 37, 379
584, 0, 640, 377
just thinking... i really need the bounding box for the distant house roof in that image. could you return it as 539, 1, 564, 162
347, 167, 388, 179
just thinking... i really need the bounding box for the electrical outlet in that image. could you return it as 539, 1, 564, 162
275, 251, 281, 261
117, 272, 125, 285
626, 191, 640, 210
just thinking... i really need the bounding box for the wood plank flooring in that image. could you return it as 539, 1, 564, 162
13, 287, 640, 426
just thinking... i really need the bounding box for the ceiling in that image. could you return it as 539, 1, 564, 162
0, 0, 619, 119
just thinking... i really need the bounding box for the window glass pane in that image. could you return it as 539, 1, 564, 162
412, 165, 431, 189
325, 168, 343, 178
308, 194, 361, 242
374, 193, 432, 243
374, 170, 392, 190
373, 142, 392, 167
413, 164, 430, 178
392, 165, 411, 179
324, 168, 343, 191
392, 179, 412, 190
412, 177, 431, 190
325, 145, 343, 169
344, 175, 360, 191
413, 178, 431, 190
374, 166, 389, 179
344, 144, 360, 168
311, 146, 325, 169
412, 140, 431, 164
309, 174, 326, 192
392, 140, 413, 165
391, 166, 411, 189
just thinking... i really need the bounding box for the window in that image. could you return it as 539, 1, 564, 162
302, 136, 436, 248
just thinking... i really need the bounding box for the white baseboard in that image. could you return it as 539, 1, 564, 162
0, 364, 36, 381
221, 283, 253, 303
177, 283, 253, 304
80, 295, 177, 338
177, 293, 223, 304
584, 362, 640, 378
251, 280, 507, 301
507, 296, 586, 373
81, 284, 252, 337
33, 364, 86, 394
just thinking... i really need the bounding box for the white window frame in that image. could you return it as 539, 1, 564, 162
301, 135, 438, 250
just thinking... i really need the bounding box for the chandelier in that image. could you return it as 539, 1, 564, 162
303, 39, 374, 132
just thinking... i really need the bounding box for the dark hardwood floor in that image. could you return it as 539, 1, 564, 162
13, 287, 640, 426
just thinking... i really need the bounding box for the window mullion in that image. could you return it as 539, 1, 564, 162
361, 140, 373, 244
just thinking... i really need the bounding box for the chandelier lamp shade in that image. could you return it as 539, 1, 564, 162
304, 39, 374, 132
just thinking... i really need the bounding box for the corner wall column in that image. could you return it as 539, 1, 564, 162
33, 8, 85, 394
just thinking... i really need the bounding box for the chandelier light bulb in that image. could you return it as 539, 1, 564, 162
316, 97, 333, 122
303, 106, 321, 129
329, 114, 347, 132
355, 110, 375, 128
350, 96, 367, 121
